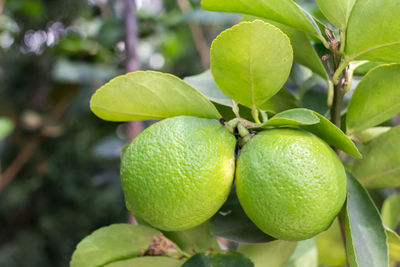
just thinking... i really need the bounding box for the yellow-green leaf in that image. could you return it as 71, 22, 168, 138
315, 0, 355, 29
210, 20, 293, 110
90, 71, 221, 121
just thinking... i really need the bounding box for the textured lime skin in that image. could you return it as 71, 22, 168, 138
236, 128, 347, 241
121, 116, 236, 231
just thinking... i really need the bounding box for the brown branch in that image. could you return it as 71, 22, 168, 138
176, 0, 210, 69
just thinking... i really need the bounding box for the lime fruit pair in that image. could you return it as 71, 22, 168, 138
120, 116, 347, 241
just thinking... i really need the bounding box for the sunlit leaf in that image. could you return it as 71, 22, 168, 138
315, 219, 346, 266
352, 126, 400, 188
386, 227, 400, 262
255, 108, 320, 128
342, 172, 389, 267
70, 224, 162, 267
284, 239, 317, 267
104, 256, 182, 267
315, 0, 355, 29
201, 0, 321, 36
345, 0, 400, 62
354, 127, 391, 143
90, 71, 221, 121
0, 117, 14, 139
210, 20, 293, 110
347, 64, 400, 134
381, 194, 400, 230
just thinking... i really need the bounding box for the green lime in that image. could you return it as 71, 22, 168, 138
236, 128, 347, 241
121, 116, 236, 231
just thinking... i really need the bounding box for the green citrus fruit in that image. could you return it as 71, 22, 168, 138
121, 116, 236, 231
236, 128, 347, 241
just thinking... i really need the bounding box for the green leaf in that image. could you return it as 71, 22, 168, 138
284, 239, 318, 267
184, 70, 233, 107
104, 257, 182, 267
255, 108, 320, 128
242, 15, 328, 81
386, 227, 400, 262
342, 172, 389, 267
210, 188, 275, 244
345, 0, 400, 62
315, 219, 346, 266
210, 20, 293, 110
354, 127, 391, 143
0, 117, 14, 139
238, 240, 297, 267
90, 71, 221, 121
382, 194, 400, 230
70, 224, 162, 267
301, 112, 362, 158
184, 69, 299, 113
352, 126, 400, 189
346, 64, 400, 134
315, 0, 355, 29
163, 222, 220, 253
201, 0, 321, 36
183, 251, 254, 267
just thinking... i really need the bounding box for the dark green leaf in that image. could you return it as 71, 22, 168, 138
346, 64, 400, 134
301, 112, 362, 158
210, 20, 293, 109
238, 241, 297, 267
345, 0, 400, 62
90, 71, 221, 121
255, 108, 320, 128
342, 172, 389, 267
163, 222, 219, 253
104, 256, 182, 267
352, 126, 400, 188
183, 251, 254, 267
210, 188, 275, 244
201, 0, 321, 36
70, 224, 162, 267
381, 194, 400, 230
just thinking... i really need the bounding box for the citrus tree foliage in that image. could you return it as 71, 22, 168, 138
72, 0, 400, 266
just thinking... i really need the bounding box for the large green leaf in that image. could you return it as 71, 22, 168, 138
201, 0, 321, 36
70, 224, 162, 267
183, 251, 254, 267
0, 117, 14, 139
284, 239, 318, 267
242, 15, 328, 81
345, 0, 400, 62
354, 127, 391, 143
210, 20, 293, 110
238, 241, 297, 267
255, 108, 320, 128
301, 112, 362, 158
381, 194, 400, 230
346, 64, 400, 134
342, 172, 389, 267
386, 227, 400, 262
163, 222, 219, 253
90, 71, 221, 121
352, 126, 400, 189
105, 257, 182, 267
210, 188, 275, 244
315, 0, 355, 29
